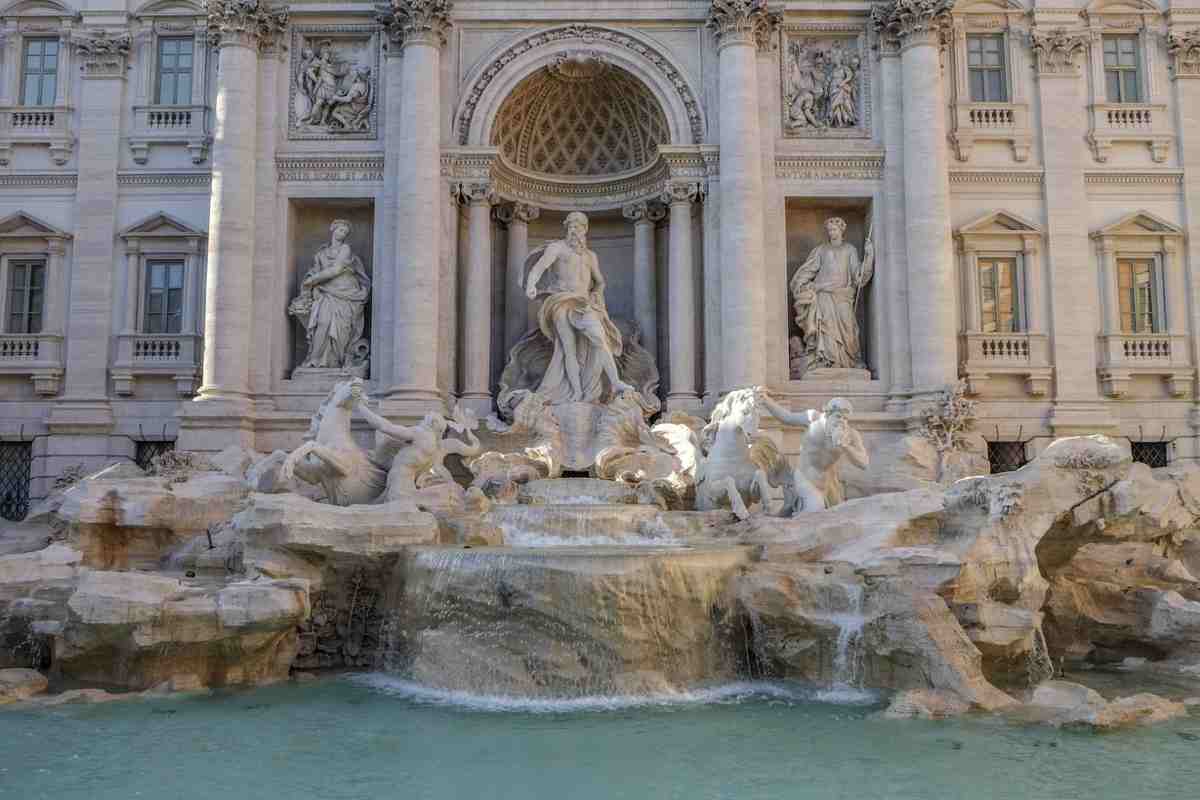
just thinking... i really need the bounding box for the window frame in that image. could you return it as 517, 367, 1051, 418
154, 35, 195, 106
1115, 254, 1164, 334
19, 36, 60, 108
140, 258, 186, 335
966, 33, 1009, 103
1102, 34, 1142, 104
5, 257, 46, 335
976, 253, 1023, 334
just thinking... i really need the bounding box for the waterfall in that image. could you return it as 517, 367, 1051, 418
825, 581, 866, 692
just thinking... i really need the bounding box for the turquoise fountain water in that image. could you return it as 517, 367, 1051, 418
1, 676, 1197, 800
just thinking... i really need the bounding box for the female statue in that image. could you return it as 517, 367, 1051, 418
291, 219, 371, 370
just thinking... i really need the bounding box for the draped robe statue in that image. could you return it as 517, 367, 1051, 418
290, 219, 371, 370
789, 216, 874, 372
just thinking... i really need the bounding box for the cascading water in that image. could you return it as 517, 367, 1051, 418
829, 582, 866, 690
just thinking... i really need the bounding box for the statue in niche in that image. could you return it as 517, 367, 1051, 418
289, 219, 371, 374
759, 393, 869, 514
296, 39, 374, 134
785, 40, 861, 131
789, 216, 874, 374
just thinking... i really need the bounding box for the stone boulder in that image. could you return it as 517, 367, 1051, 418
0, 667, 48, 703
840, 432, 990, 500
56, 570, 308, 690
0, 543, 83, 668
882, 688, 972, 719
1024, 680, 1188, 730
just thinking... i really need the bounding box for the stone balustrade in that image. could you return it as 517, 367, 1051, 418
112, 333, 201, 397
0, 105, 74, 165
1088, 103, 1171, 162
130, 105, 211, 165
0, 333, 64, 395
951, 101, 1031, 161
1097, 333, 1193, 398
961, 332, 1051, 397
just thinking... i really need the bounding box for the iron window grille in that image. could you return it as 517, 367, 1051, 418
1130, 441, 1169, 468
0, 442, 32, 521
987, 441, 1027, 474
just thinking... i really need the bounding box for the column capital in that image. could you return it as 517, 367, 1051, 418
1167, 28, 1200, 79
870, 0, 954, 51
660, 180, 703, 207
73, 29, 131, 79
452, 179, 497, 207
706, 1, 782, 52
1029, 27, 1090, 76
378, 0, 454, 50
205, 0, 288, 51
623, 200, 667, 224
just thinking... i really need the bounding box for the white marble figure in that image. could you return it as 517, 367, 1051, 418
301, 41, 349, 126
694, 386, 781, 521
826, 47, 860, 128
289, 219, 371, 371
790, 217, 874, 372
759, 394, 869, 514
523, 212, 634, 404
356, 402, 481, 511
786, 42, 825, 129
328, 66, 372, 132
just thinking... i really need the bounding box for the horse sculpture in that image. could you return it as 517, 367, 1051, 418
694, 386, 783, 520
278, 378, 386, 506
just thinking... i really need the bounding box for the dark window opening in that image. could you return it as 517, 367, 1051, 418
988, 441, 1027, 474
135, 440, 176, 472
1130, 441, 1169, 468
0, 442, 32, 521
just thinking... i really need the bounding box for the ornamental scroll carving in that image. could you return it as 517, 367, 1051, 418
204, 0, 288, 49
1167, 29, 1200, 78
870, 0, 955, 46
290, 27, 380, 140
377, 0, 453, 48
782, 31, 868, 138
1029, 27, 1089, 74
707, 1, 782, 50
73, 29, 131, 77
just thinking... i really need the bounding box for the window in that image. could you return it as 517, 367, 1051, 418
987, 441, 1028, 474
1117, 258, 1158, 333
6, 259, 44, 334
1130, 441, 1168, 468
967, 35, 1007, 102
0, 442, 32, 522
1104, 36, 1142, 103
20, 38, 58, 107
156, 37, 194, 106
978, 256, 1020, 333
143, 260, 184, 334
135, 440, 175, 472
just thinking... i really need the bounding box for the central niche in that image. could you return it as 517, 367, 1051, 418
492, 52, 670, 177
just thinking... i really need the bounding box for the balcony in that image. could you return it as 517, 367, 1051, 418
130, 105, 211, 165
1088, 103, 1171, 163
0, 333, 64, 395
0, 105, 74, 166
1097, 333, 1193, 398
960, 332, 1052, 396
112, 333, 201, 396
951, 102, 1032, 162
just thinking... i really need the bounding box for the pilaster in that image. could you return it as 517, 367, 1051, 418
499, 202, 541, 356
662, 180, 703, 411
622, 201, 664, 364
456, 179, 497, 416
1168, 20, 1200, 405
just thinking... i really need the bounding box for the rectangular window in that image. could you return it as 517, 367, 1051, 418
1117, 258, 1158, 333
1103, 36, 1142, 103
6, 259, 45, 334
142, 260, 185, 334
967, 35, 1008, 102
978, 256, 1020, 333
156, 37, 194, 105
21, 38, 58, 107
987, 441, 1028, 474
1130, 441, 1169, 468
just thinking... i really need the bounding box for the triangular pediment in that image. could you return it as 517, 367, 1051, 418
1084, 0, 1159, 15
0, 0, 79, 19
119, 211, 206, 239
1093, 210, 1183, 238
957, 210, 1042, 236
0, 211, 70, 239
133, 0, 203, 19
955, 0, 1024, 14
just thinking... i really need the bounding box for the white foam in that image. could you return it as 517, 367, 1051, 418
496, 521, 682, 548
348, 674, 880, 713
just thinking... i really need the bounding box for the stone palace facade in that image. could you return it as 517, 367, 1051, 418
2, 0, 1200, 510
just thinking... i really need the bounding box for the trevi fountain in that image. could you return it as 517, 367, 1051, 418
1, 0, 1199, 797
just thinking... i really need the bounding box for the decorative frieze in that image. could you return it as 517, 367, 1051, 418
204, 0, 288, 50
775, 154, 883, 181
1167, 28, 1200, 79
275, 156, 385, 183
782, 29, 870, 139
73, 30, 131, 78
289, 27, 380, 140
377, 0, 453, 48
0, 174, 77, 188
660, 180, 703, 206
948, 169, 1043, 186
707, 1, 782, 50
1030, 27, 1090, 75
117, 172, 213, 187
870, 0, 955, 48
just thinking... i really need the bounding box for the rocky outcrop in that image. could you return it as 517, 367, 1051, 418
1023, 680, 1188, 730
0, 667, 47, 703
840, 432, 990, 500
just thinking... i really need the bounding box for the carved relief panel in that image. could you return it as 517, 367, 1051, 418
781, 26, 870, 139
288, 26, 380, 140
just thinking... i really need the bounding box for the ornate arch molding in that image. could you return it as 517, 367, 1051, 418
455, 24, 706, 147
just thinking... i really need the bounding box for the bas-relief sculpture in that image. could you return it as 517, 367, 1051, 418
784, 38, 862, 133
289, 218, 371, 375
291, 34, 377, 138
789, 216, 874, 378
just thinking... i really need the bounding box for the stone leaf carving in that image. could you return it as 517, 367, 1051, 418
1030, 27, 1090, 74
74, 30, 131, 77
707, 0, 782, 49
379, 0, 453, 47
292, 35, 377, 138
870, 0, 955, 45
204, 0, 289, 48
784, 37, 863, 133
289, 219, 371, 374
1167, 28, 1200, 77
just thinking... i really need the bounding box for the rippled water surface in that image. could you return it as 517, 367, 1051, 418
2, 676, 1197, 800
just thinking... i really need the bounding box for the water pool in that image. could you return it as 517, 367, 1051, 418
1, 676, 1197, 800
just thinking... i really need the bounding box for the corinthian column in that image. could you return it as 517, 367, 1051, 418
872, 0, 957, 395
196, 1, 287, 405
457, 181, 497, 416
498, 202, 540, 354
707, 0, 778, 393
622, 201, 665, 362
380, 0, 452, 414
663, 182, 702, 411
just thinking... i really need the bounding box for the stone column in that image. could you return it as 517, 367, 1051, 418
381, 1, 452, 414
375, 27, 406, 390
622, 201, 664, 361
663, 182, 702, 411
458, 181, 497, 416
499, 202, 540, 354
961, 244, 981, 332
877, 33, 912, 406
1022, 235, 1046, 334
1169, 26, 1200, 413
195, 2, 287, 407
1030, 24, 1106, 428
51, 30, 130, 429
873, 0, 957, 396
1097, 237, 1119, 333
250, 39, 284, 402
707, 1, 778, 393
